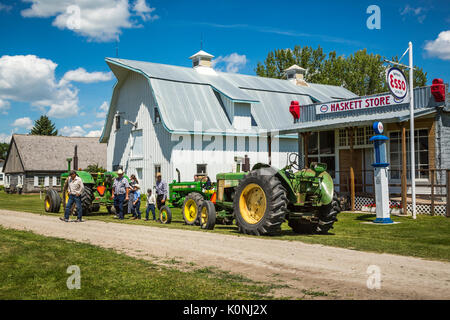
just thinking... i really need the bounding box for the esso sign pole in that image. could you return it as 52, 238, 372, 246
409, 41, 416, 220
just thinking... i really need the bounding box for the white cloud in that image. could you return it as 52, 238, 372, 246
60, 125, 86, 137
83, 120, 105, 129
0, 3, 12, 12
0, 54, 79, 118
425, 31, 450, 61
133, 0, 158, 21
96, 101, 109, 118
21, 0, 158, 42
400, 5, 426, 23
60, 68, 113, 85
0, 98, 10, 115
11, 117, 33, 130
0, 133, 11, 143
85, 130, 102, 137
212, 53, 247, 73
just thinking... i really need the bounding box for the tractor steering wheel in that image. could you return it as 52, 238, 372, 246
288, 153, 300, 170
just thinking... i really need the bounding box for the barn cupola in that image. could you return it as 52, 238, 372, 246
190, 50, 217, 76
189, 50, 214, 68
285, 64, 308, 87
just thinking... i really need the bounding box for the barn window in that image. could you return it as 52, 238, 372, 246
38, 176, 45, 186
115, 114, 121, 130
154, 165, 161, 177
154, 108, 161, 124
197, 164, 207, 174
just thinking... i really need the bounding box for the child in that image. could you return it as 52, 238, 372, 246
145, 188, 156, 221
131, 184, 141, 220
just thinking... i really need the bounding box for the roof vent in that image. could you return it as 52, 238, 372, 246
285, 64, 308, 87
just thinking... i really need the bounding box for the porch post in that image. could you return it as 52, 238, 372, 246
348, 127, 355, 211
298, 132, 302, 167
303, 132, 309, 168
401, 123, 408, 215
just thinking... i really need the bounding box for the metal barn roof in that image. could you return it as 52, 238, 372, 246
101, 57, 359, 141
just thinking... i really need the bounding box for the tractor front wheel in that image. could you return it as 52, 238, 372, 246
199, 200, 216, 230
316, 195, 341, 234
233, 170, 288, 236
159, 206, 172, 224
182, 192, 203, 225
44, 189, 61, 213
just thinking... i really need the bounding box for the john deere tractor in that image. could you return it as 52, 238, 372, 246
198, 153, 340, 235
167, 169, 215, 226
44, 154, 130, 215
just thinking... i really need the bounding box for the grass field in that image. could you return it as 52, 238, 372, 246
1, 192, 450, 262
0, 226, 277, 299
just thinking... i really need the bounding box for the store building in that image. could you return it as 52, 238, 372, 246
278, 80, 449, 215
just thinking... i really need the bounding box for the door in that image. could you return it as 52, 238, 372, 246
339, 149, 363, 193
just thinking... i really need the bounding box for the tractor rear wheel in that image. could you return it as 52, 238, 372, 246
159, 205, 172, 224
45, 189, 61, 213
199, 200, 216, 230
182, 192, 203, 225
68, 186, 94, 216
233, 170, 288, 236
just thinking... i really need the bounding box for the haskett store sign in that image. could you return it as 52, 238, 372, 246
316, 93, 407, 115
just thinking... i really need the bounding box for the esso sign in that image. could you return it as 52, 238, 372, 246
387, 67, 408, 99
373, 121, 384, 134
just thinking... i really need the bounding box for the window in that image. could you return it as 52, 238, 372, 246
154, 108, 161, 124
154, 165, 161, 177
0, 174, 3, 182
131, 130, 143, 158
38, 176, 45, 186
115, 114, 121, 130
136, 168, 143, 182
197, 164, 207, 174
193, 59, 199, 67
339, 127, 372, 147
389, 129, 429, 180
53, 176, 61, 186
306, 130, 336, 177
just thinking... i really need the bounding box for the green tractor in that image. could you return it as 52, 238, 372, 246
44, 153, 130, 215
167, 169, 215, 226
199, 153, 340, 235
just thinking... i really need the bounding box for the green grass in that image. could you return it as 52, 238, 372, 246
0, 226, 275, 299
1, 192, 450, 262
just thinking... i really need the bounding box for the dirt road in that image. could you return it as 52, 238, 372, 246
1, 209, 449, 299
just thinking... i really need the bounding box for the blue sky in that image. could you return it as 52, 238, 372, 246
0, 0, 449, 141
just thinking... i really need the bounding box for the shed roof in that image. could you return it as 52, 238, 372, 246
5, 135, 107, 172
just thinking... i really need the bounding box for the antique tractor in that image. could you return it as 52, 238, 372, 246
199, 153, 340, 235
44, 148, 129, 215
167, 169, 215, 225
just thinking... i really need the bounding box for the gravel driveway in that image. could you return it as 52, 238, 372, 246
1, 209, 449, 299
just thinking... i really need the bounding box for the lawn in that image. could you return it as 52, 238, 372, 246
1, 192, 450, 262
0, 226, 275, 299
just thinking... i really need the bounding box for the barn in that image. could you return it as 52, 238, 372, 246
3, 134, 107, 193
100, 50, 356, 192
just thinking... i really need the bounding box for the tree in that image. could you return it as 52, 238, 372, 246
256, 45, 428, 95
0, 142, 9, 160
85, 164, 107, 173
30, 115, 58, 136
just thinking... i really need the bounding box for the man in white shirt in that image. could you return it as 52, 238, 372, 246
60, 170, 84, 222
145, 188, 157, 221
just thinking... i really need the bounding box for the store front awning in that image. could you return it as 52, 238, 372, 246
276, 107, 438, 135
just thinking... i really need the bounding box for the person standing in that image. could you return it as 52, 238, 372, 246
145, 188, 156, 221
60, 170, 84, 222
131, 184, 141, 220
128, 174, 138, 217
155, 172, 168, 211
112, 169, 130, 220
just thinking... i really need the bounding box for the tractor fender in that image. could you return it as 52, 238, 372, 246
251, 163, 297, 203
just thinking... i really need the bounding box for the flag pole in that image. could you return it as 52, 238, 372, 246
409, 41, 416, 219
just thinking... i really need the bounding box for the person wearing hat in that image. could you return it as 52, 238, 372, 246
155, 172, 168, 212
60, 170, 84, 222
131, 184, 142, 220
112, 169, 130, 220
